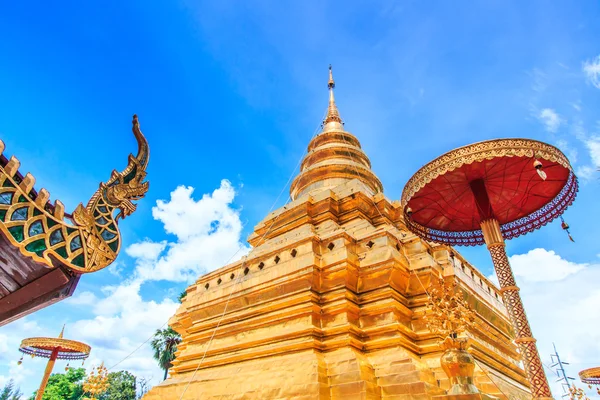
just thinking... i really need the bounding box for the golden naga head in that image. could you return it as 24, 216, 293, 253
68, 115, 150, 272
87, 114, 150, 221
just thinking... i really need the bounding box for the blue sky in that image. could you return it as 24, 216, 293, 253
1, 0, 600, 397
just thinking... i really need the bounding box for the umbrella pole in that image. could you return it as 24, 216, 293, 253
481, 218, 553, 399
35, 348, 59, 400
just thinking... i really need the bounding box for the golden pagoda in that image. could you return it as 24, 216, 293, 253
144, 69, 531, 399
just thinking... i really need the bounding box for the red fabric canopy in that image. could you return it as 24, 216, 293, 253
407, 155, 575, 244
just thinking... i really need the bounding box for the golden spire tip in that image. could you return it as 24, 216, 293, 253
324, 65, 342, 125
59, 324, 65, 338
328, 65, 335, 89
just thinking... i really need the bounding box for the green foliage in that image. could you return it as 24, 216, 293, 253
25, 367, 151, 400
178, 290, 187, 303
0, 379, 23, 400
150, 326, 182, 380
97, 371, 136, 400
30, 368, 85, 400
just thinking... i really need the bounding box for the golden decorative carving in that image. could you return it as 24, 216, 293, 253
83, 363, 110, 400
440, 341, 480, 396
579, 367, 600, 396
424, 278, 476, 341
425, 278, 480, 395
569, 385, 592, 400
0, 115, 149, 273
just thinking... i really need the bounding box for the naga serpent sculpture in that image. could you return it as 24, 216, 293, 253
0, 115, 149, 273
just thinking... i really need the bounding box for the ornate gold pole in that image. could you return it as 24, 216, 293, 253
35, 348, 59, 400
481, 218, 553, 399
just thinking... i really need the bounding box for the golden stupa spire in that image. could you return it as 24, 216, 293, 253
324, 65, 342, 125
289, 66, 383, 200
58, 325, 65, 338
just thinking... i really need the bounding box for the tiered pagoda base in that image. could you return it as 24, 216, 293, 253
144, 181, 531, 400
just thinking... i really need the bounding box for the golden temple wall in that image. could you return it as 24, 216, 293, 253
144, 181, 531, 400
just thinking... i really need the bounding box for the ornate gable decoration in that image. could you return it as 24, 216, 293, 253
0, 115, 149, 273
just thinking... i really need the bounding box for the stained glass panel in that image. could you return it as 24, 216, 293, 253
25, 239, 47, 256
70, 235, 82, 251
101, 230, 116, 240
49, 229, 64, 245
28, 220, 44, 236
0, 192, 13, 204
8, 226, 24, 242
11, 207, 28, 221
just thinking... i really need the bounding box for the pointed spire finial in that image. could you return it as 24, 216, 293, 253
59, 325, 65, 338
328, 64, 335, 89
324, 65, 342, 125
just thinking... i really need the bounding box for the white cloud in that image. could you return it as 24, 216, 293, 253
0, 319, 45, 388
584, 136, 600, 167
574, 135, 600, 181
490, 249, 600, 398
530, 68, 548, 93
577, 165, 596, 181
0, 281, 176, 397
509, 248, 585, 282
107, 260, 124, 278
126, 240, 167, 261
583, 55, 600, 89
134, 180, 250, 282
570, 119, 587, 141
0, 180, 250, 396
65, 291, 98, 306
70, 281, 177, 348
152, 181, 237, 241
564, 120, 599, 179
538, 108, 562, 132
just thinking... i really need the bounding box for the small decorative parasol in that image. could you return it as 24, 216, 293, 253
579, 367, 600, 395
402, 138, 578, 400
19, 326, 91, 400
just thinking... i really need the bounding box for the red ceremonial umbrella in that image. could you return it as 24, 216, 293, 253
402, 138, 577, 400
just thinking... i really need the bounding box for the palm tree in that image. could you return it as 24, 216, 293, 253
178, 290, 187, 303
150, 327, 182, 381
0, 380, 22, 400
